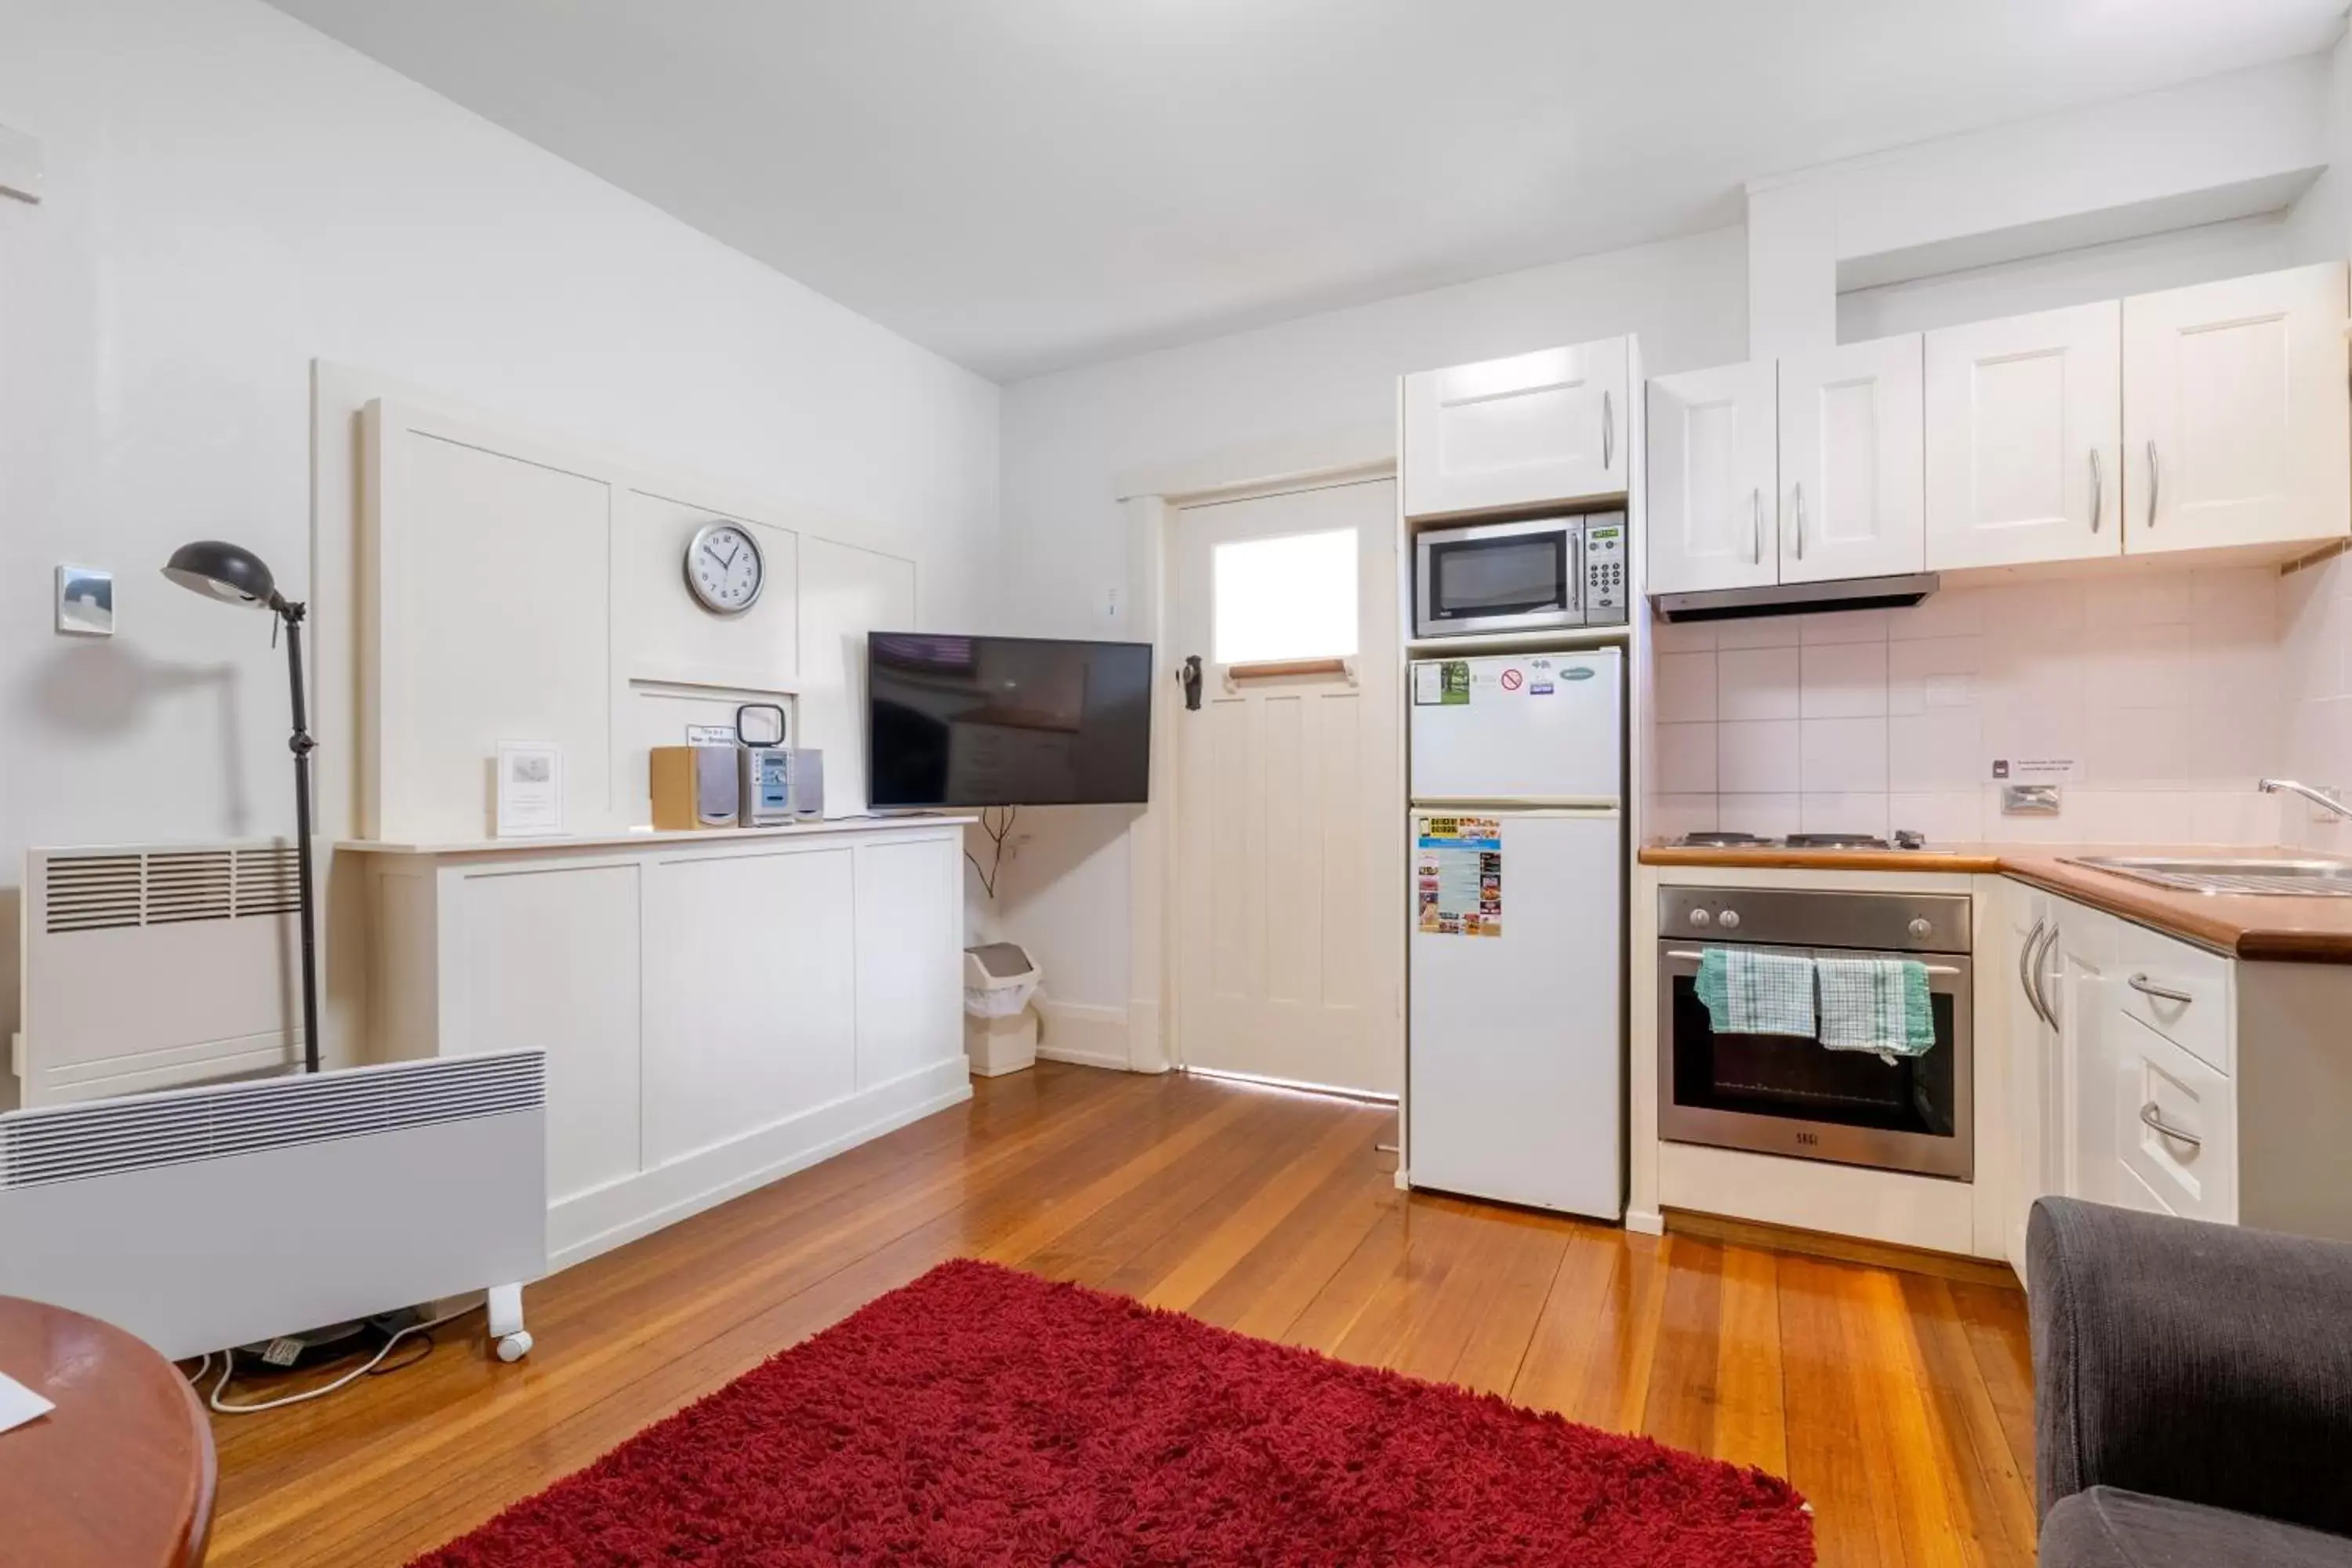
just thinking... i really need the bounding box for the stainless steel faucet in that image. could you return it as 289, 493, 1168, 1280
2259, 778, 2352, 822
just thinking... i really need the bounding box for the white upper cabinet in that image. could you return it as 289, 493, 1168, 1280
1646, 361, 1778, 595
1777, 335, 1926, 584
1402, 337, 1629, 520
2123, 262, 2350, 556
1926, 302, 2122, 571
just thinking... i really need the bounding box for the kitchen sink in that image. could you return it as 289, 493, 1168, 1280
2061, 855, 2352, 898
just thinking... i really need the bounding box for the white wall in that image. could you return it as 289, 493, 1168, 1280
992, 227, 1749, 1016
0, 0, 999, 1058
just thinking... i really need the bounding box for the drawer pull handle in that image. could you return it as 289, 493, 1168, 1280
2128, 973, 2195, 1005
2140, 1102, 2202, 1149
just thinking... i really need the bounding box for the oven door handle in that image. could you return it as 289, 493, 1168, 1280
1664, 949, 1961, 975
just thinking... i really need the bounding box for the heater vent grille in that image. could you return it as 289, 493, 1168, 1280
0, 1052, 545, 1190
39, 843, 303, 933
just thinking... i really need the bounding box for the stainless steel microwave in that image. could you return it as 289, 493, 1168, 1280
1413, 513, 1627, 639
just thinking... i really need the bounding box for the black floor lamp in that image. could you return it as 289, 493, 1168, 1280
164, 541, 321, 1075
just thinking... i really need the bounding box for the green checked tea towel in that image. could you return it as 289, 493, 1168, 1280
1693, 947, 1817, 1037
1816, 956, 1935, 1062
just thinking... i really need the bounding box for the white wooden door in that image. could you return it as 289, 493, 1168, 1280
1646, 361, 1778, 594
1777, 335, 1926, 583
2123, 262, 2350, 555
1926, 303, 2122, 570
1173, 479, 1402, 1096
1402, 339, 1628, 520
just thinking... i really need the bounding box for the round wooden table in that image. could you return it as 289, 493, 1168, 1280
0, 1297, 214, 1567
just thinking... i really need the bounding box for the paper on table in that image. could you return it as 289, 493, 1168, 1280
0, 1370, 56, 1434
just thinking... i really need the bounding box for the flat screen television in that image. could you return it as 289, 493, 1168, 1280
866, 633, 1152, 808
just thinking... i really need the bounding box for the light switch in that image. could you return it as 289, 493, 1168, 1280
0, 123, 43, 205
56, 565, 112, 636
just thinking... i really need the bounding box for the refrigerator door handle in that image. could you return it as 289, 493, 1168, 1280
1411, 799, 1621, 815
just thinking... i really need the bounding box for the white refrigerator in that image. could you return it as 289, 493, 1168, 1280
1407, 648, 1623, 1219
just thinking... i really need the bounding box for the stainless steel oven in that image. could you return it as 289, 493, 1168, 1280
1657, 887, 1973, 1180
1413, 513, 1626, 638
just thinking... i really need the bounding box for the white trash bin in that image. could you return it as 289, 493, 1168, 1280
963, 942, 1041, 1077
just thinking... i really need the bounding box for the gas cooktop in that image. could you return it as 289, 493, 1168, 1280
1670, 830, 1922, 851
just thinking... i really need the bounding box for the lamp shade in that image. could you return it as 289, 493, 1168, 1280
163, 540, 278, 608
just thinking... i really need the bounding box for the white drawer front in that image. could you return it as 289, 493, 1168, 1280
2118, 923, 2231, 1075
2113, 1014, 2238, 1225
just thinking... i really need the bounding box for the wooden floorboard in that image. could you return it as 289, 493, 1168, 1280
200, 1062, 2034, 1566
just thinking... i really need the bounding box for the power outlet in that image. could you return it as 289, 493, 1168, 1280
1103, 586, 1121, 622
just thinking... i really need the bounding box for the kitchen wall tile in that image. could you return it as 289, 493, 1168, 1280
2068, 790, 2193, 844
1801, 793, 1890, 838
2084, 572, 2191, 630
1717, 646, 1801, 721
1888, 636, 1983, 716
1889, 711, 1983, 791
1648, 618, 1719, 654
1888, 791, 1983, 845
1649, 793, 1719, 841
1655, 721, 1718, 793
1979, 579, 2085, 644
1888, 587, 1985, 641
1800, 716, 1889, 793
2187, 696, 2283, 786
2082, 623, 2193, 713
2190, 566, 2280, 633
1800, 641, 1889, 719
1654, 652, 1718, 723
1798, 608, 1889, 644
2082, 705, 2191, 786
1718, 720, 1802, 793
1715, 617, 1801, 651
1719, 793, 1802, 837
2186, 790, 2282, 846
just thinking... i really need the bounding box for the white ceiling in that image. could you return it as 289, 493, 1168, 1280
267, 0, 2344, 381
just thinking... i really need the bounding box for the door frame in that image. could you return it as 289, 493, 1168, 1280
1120, 439, 1401, 1088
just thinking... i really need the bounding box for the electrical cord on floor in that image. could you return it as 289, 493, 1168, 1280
207, 1304, 480, 1415
964, 805, 1018, 899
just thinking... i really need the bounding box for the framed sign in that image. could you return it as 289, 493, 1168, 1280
495, 742, 564, 838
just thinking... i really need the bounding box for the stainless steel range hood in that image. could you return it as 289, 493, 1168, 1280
1650, 572, 1938, 623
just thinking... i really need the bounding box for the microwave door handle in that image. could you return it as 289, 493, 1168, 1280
1602, 390, 1613, 471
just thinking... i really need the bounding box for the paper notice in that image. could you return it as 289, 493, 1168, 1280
1415, 815, 1502, 937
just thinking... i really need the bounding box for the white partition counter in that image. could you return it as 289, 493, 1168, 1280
341, 815, 974, 1269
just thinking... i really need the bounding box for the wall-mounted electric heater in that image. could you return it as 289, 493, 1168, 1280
0, 1051, 547, 1362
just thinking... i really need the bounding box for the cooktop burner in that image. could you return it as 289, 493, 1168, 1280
1670, 831, 1915, 851
1672, 831, 1774, 848
1783, 833, 1891, 849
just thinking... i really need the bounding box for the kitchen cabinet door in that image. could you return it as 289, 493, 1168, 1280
2122, 262, 2350, 556
2056, 905, 2136, 1213
1646, 361, 1778, 595
1402, 338, 1628, 520
1926, 303, 2122, 570
1777, 335, 1926, 583
2001, 887, 2058, 1281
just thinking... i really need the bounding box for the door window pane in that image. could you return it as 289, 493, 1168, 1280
1213, 529, 1357, 663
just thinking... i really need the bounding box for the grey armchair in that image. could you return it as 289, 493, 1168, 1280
2030, 1197, 2352, 1567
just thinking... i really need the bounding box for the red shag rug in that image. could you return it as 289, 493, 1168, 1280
415, 1259, 1813, 1566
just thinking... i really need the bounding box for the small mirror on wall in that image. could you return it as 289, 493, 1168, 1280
56, 565, 112, 636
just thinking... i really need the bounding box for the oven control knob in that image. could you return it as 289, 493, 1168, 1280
1687, 909, 1711, 927
1908, 917, 1932, 938
1716, 909, 1740, 931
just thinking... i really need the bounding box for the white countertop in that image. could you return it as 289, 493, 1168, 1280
337, 813, 978, 856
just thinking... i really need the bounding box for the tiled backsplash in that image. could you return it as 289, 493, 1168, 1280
1646, 564, 2288, 846
2279, 549, 2352, 852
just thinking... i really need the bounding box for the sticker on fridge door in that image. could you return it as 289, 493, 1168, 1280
1414, 815, 1501, 937
1440, 660, 1470, 705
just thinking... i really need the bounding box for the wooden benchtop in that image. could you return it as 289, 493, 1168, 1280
1639, 842, 2352, 964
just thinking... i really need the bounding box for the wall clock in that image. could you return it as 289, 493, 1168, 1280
684, 521, 764, 615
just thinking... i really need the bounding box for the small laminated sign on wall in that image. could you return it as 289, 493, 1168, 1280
1416, 815, 1501, 937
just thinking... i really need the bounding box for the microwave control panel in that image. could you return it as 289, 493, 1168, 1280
1582, 520, 1626, 624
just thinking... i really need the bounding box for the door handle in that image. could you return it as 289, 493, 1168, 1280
2139, 1102, 2201, 1149
1791, 482, 1805, 561
1602, 390, 1614, 471
1178, 654, 1203, 711
2089, 449, 2103, 534
1750, 488, 1763, 565
2146, 440, 2159, 529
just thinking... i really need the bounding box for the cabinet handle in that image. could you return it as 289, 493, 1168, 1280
2029, 921, 2060, 1029
2018, 917, 2049, 1024
2139, 1102, 2202, 1149
1602, 390, 1614, 471
1750, 488, 1763, 564
2147, 440, 2159, 528
2089, 449, 2103, 534
1792, 482, 1805, 561
2128, 972, 2194, 1005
